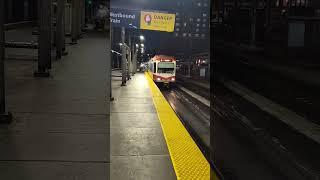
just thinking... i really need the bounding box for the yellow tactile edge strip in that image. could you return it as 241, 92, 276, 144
145, 72, 218, 180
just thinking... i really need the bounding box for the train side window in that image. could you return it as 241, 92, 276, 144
154, 63, 156, 73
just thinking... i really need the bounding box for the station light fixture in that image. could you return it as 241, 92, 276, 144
141, 44, 144, 47
136, 44, 139, 48
119, 43, 123, 46
139, 35, 145, 41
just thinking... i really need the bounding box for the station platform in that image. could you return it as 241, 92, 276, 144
0, 32, 109, 179
110, 73, 176, 179
110, 72, 213, 179
0, 28, 214, 179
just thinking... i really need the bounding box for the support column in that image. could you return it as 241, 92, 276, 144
221, 0, 225, 23
266, 0, 271, 27
78, 0, 84, 37
24, 0, 30, 21
110, 27, 114, 101
121, 27, 127, 86
217, 0, 221, 23
91, 1, 94, 22
81, 0, 86, 30
62, 0, 68, 55
34, 0, 52, 77
234, 0, 240, 44
70, 0, 78, 44
127, 36, 131, 80
251, 0, 257, 46
56, 0, 64, 60
132, 44, 137, 75
0, 0, 13, 123
8, 0, 13, 22
110, 27, 114, 68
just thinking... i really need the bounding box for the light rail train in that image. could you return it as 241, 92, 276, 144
147, 55, 176, 85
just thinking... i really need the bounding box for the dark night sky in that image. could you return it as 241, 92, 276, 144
111, 0, 210, 58
111, 0, 179, 11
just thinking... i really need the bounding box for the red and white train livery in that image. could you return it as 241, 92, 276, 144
147, 55, 176, 84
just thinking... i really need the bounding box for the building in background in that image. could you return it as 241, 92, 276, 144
173, 0, 210, 40
212, 0, 320, 64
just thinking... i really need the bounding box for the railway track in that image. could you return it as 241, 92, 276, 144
163, 74, 320, 179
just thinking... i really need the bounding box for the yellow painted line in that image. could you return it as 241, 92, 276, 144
145, 72, 218, 180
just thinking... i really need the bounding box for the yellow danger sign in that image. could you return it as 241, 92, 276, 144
140, 11, 175, 32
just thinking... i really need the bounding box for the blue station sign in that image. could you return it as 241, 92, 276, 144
110, 8, 140, 29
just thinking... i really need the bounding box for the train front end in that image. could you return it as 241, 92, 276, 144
151, 56, 176, 85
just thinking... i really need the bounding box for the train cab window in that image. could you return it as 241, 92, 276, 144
157, 62, 175, 74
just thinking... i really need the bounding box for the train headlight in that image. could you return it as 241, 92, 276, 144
171, 78, 175, 81
157, 77, 161, 81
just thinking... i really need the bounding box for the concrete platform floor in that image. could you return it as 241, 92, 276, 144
110, 73, 176, 180
0, 32, 109, 179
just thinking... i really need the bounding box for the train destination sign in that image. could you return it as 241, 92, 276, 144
140, 11, 176, 32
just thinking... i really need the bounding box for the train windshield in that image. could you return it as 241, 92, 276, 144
157, 62, 175, 74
